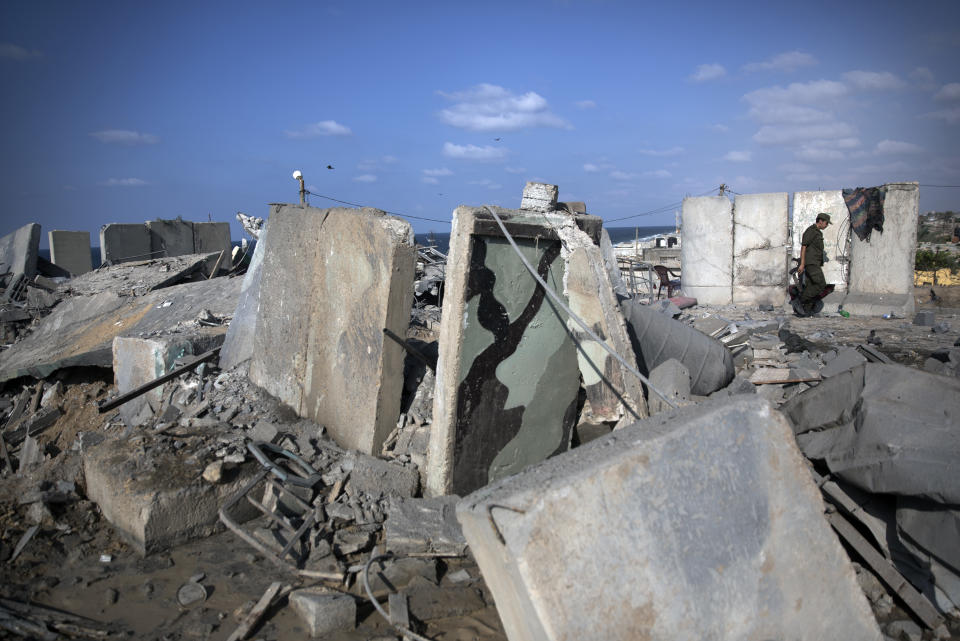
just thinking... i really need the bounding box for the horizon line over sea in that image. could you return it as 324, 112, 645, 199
414, 225, 678, 254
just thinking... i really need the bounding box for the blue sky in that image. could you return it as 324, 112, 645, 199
2, 0, 960, 246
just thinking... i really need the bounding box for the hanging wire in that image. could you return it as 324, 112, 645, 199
604, 187, 721, 223
482, 205, 678, 409
305, 190, 452, 224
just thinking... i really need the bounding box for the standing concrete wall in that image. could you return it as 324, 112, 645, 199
681, 196, 733, 304
0, 223, 41, 282
427, 206, 585, 497
456, 396, 881, 641
732, 193, 789, 306
100, 223, 152, 264
249, 205, 415, 456
793, 191, 849, 293
193, 222, 233, 270
48, 230, 92, 275
148, 218, 195, 258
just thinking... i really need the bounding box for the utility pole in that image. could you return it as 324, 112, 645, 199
293, 170, 306, 204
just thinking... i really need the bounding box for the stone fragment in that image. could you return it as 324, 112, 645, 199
249, 205, 415, 456
388, 592, 410, 628
384, 496, 467, 557
885, 620, 922, 641
648, 358, 691, 415
342, 452, 419, 499
519, 182, 558, 212
18, 435, 42, 472
289, 589, 356, 637
365, 557, 439, 593
250, 420, 279, 444
456, 396, 881, 641
202, 461, 225, 484
820, 347, 867, 378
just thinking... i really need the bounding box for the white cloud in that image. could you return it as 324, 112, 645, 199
935, 83, 960, 102
875, 139, 922, 154
0, 42, 42, 60
353, 174, 377, 183
284, 120, 352, 138
637, 146, 685, 157
610, 170, 636, 180
744, 81, 857, 149
842, 70, 905, 91
442, 142, 506, 160
438, 83, 571, 131
743, 51, 816, 73
423, 168, 453, 177
100, 178, 147, 187
744, 80, 848, 113
90, 129, 159, 145
754, 122, 858, 145
643, 169, 672, 179
381, 155, 398, 164
690, 63, 726, 82
923, 108, 960, 124
575, 100, 597, 109
422, 176, 439, 185
723, 151, 752, 162
911, 67, 936, 91
469, 178, 502, 190
710, 123, 730, 133
504, 166, 526, 174
583, 163, 601, 172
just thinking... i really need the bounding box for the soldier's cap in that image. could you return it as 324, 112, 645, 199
816, 213, 832, 225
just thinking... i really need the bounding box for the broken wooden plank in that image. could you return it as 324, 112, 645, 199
826, 511, 944, 630
749, 368, 821, 385
225, 581, 289, 641
9, 525, 39, 563
97, 347, 221, 413
208, 250, 226, 280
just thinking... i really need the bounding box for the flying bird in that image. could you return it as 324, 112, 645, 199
493, 137, 502, 142
326, 165, 334, 170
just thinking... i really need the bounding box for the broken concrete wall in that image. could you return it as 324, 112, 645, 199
192, 221, 233, 270
427, 206, 586, 497
793, 190, 849, 293
844, 182, 919, 317
220, 223, 268, 370
248, 205, 415, 456
148, 218, 195, 258
48, 230, 92, 276
457, 396, 881, 641
0, 223, 41, 284
681, 196, 733, 304
100, 223, 152, 265
732, 192, 789, 306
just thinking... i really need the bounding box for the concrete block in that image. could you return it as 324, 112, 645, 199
849, 183, 918, 298
564, 230, 647, 424
456, 396, 881, 641
100, 223, 152, 264
732, 193, 789, 306
0, 223, 41, 283
840, 292, 914, 319
113, 335, 196, 427
83, 438, 256, 555
648, 358, 691, 415
427, 206, 584, 496
384, 496, 467, 556
342, 451, 419, 499
147, 218, 195, 258
781, 364, 864, 434
365, 556, 439, 592
520, 182, 558, 212
192, 222, 232, 270
793, 190, 848, 292
249, 205, 415, 456
289, 589, 356, 637
681, 196, 733, 304
48, 230, 92, 275
821, 347, 867, 378
220, 224, 268, 369
913, 310, 935, 326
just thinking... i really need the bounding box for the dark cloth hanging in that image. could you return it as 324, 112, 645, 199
842, 186, 886, 242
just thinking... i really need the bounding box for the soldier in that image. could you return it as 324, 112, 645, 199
797, 213, 832, 315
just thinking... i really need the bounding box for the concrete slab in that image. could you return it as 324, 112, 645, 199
456, 396, 881, 641
48, 230, 92, 276
0, 276, 242, 383
427, 206, 586, 496
83, 437, 257, 555
220, 224, 268, 370
845, 182, 919, 317
563, 227, 647, 424
820, 347, 867, 378
100, 223, 152, 265
147, 218, 195, 258
0, 223, 41, 284
113, 332, 226, 427
648, 358, 691, 415
60, 254, 212, 297
383, 496, 468, 557
780, 364, 865, 435
793, 190, 849, 292
248, 205, 415, 456
192, 222, 232, 270
681, 196, 733, 304
732, 193, 789, 306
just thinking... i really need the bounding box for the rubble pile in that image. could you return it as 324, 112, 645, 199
1, 189, 959, 640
